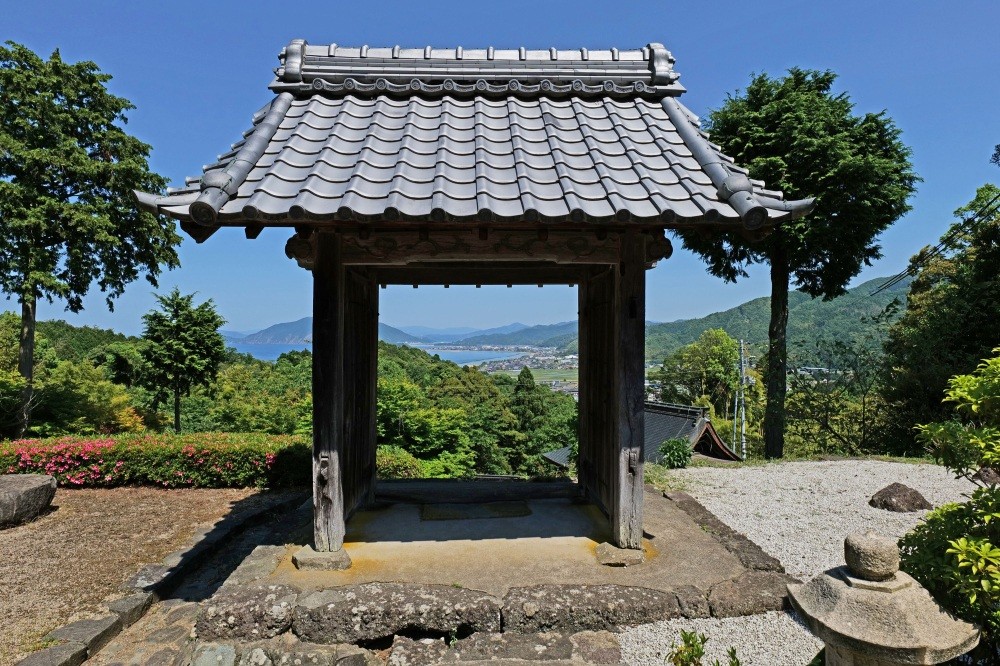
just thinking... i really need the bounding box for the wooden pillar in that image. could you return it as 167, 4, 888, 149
578, 233, 646, 550
613, 232, 646, 549
342, 267, 379, 517
312, 231, 346, 552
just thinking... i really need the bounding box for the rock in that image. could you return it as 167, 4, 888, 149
708, 571, 796, 618
15, 641, 87, 666
292, 583, 501, 644
594, 542, 645, 567
973, 467, 1000, 486
844, 531, 899, 581
868, 482, 932, 512
502, 584, 679, 633
569, 631, 622, 664
0, 474, 56, 526
108, 592, 156, 627
46, 615, 122, 656
291, 545, 352, 571
386, 636, 450, 665
191, 642, 237, 666
197, 585, 299, 641
238, 636, 378, 666
673, 585, 710, 619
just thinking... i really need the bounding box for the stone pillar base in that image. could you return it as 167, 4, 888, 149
292, 545, 352, 571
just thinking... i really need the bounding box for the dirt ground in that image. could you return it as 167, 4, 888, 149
0, 487, 269, 666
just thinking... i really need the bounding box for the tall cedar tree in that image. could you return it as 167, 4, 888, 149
0, 42, 180, 434
677, 69, 917, 457
140, 289, 225, 432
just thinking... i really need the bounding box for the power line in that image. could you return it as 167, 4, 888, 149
871, 192, 1000, 296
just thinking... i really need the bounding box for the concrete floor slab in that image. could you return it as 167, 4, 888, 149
269, 486, 744, 598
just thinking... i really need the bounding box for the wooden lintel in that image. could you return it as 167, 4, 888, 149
341, 230, 620, 266
374, 264, 599, 286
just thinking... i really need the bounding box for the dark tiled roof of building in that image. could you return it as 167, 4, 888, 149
542, 401, 740, 468
135, 40, 813, 235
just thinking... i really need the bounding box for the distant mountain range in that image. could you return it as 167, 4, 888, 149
222, 275, 911, 363
231, 317, 422, 345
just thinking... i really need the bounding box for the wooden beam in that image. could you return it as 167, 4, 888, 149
374, 264, 597, 286
612, 231, 646, 549
341, 230, 621, 265
312, 232, 346, 552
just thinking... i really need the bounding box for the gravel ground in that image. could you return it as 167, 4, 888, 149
0, 487, 268, 666
620, 460, 974, 666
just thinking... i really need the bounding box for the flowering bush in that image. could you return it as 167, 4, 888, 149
0, 432, 310, 489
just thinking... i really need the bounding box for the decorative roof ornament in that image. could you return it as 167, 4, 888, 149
135, 39, 814, 239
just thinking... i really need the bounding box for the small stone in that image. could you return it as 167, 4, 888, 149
844, 532, 899, 581
291, 545, 352, 571
673, 585, 710, 619
869, 482, 932, 512
15, 641, 87, 666
708, 571, 796, 618
46, 615, 122, 655
0, 474, 57, 526
594, 542, 645, 567
237, 647, 272, 666
107, 592, 156, 627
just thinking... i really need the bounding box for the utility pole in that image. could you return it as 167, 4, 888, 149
739, 339, 748, 460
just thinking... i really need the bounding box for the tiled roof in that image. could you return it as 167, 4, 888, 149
543, 402, 741, 467
135, 40, 813, 235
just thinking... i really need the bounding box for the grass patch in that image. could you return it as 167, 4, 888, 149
644, 463, 691, 493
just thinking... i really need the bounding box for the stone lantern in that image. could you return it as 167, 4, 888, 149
788, 532, 979, 665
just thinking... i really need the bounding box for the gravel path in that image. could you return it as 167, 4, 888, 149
620, 460, 974, 666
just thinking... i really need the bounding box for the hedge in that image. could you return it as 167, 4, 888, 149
0, 433, 310, 489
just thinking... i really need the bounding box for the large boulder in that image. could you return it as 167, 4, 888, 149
0, 474, 56, 526
502, 584, 679, 633
197, 584, 299, 641
292, 583, 501, 644
869, 483, 932, 512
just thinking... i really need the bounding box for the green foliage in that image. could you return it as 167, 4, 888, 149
674, 68, 917, 458
1, 432, 309, 488
883, 184, 1000, 454
139, 289, 226, 432
666, 630, 741, 666
785, 333, 888, 457
375, 445, 424, 479
651, 329, 739, 416
645, 275, 910, 364
658, 438, 693, 469
900, 348, 1000, 656
0, 42, 180, 431
30, 360, 144, 436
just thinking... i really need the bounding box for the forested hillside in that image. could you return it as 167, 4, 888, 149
238, 317, 423, 344
453, 275, 910, 362
1, 314, 574, 478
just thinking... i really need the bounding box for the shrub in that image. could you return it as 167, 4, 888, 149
0, 432, 310, 489
375, 445, 424, 479
900, 348, 1000, 658
659, 437, 693, 469
667, 629, 741, 666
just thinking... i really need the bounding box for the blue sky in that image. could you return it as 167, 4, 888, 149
4, 1, 999, 334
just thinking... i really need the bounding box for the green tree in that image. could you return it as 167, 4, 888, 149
883, 184, 1000, 453
676, 69, 917, 458
899, 348, 1000, 658
0, 41, 180, 434
139, 289, 225, 432
652, 328, 740, 416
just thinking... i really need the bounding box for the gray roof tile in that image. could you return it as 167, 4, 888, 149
138, 41, 814, 230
